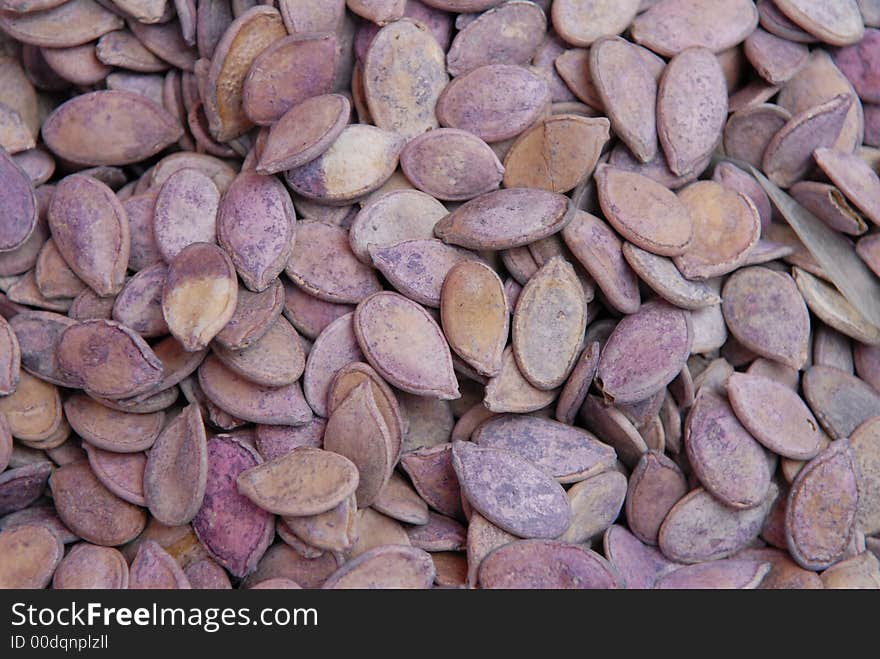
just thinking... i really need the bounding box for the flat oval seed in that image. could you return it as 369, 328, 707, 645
447, 1, 545, 75
48, 174, 128, 297
399, 443, 463, 518
723, 103, 792, 168
213, 316, 305, 387
597, 300, 692, 405
285, 124, 404, 204
763, 94, 854, 188
452, 441, 570, 538
363, 18, 447, 139
773, 0, 864, 46
434, 188, 572, 251
793, 267, 880, 345
0, 462, 52, 515
192, 436, 274, 577
721, 266, 811, 369
242, 32, 337, 126
35, 239, 86, 300
42, 90, 181, 166
373, 472, 430, 525
659, 485, 778, 563
786, 440, 859, 570
218, 171, 294, 293
286, 221, 382, 304
803, 365, 880, 440
49, 461, 146, 546
625, 451, 687, 545
143, 403, 206, 526
111, 263, 168, 338
401, 128, 503, 201
590, 36, 657, 162
52, 543, 128, 589
64, 394, 162, 452
0, 525, 63, 588
284, 493, 357, 553
153, 168, 219, 262
0, 315, 19, 395
552, 0, 637, 48
435, 64, 551, 143
630, 0, 759, 56
237, 447, 358, 517
596, 166, 693, 257
790, 180, 868, 236
555, 341, 600, 425
674, 181, 761, 280
512, 256, 587, 390
0, 150, 37, 253
257, 94, 350, 175
198, 355, 313, 426
727, 372, 823, 460
441, 260, 508, 377
254, 418, 325, 461
84, 445, 146, 506
203, 6, 287, 142
162, 242, 238, 352
0, 0, 122, 48
57, 320, 163, 398
302, 312, 364, 417
484, 347, 558, 413
351, 190, 448, 264
354, 291, 459, 399
405, 511, 465, 551
685, 390, 772, 509
563, 211, 640, 314
480, 539, 618, 589
621, 243, 719, 310
215, 279, 284, 350
474, 414, 616, 484
655, 559, 771, 589
814, 147, 880, 227
322, 545, 434, 589
129, 540, 191, 589
603, 525, 680, 589
850, 418, 880, 535
503, 114, 610, 193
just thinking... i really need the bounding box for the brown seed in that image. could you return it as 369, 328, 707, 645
596, 300, 692, 405
153, 168, 219, 263
129, 540, 192, 589
820, 551, 880, 589
657, 47, 727, 177
198, 354, 313, 426
552, 0, 637, 48
257, 94, 350, 175
684, 390, 772, 509
50, 461, 147, 546
803, 365, 880, 440
96, 29, 169, 73
813, 147, 880, 228
790, 180, 868, 236
302, 312, 363, 417
401, 128, 504, 202
0, 461, 52, 515
242, 32, 337, 126
162, 242, 238, 352
5, 271, 72, 313
435, 63, 551, 143
723, 103, 792, 169
721, 266, 811, 369
0, 0, 123, 48
596, 166, 693, 257
35, 238, 86, 301
603, 524, 680, 589
484, 346, 558, 413
284, 492, 357, 553
399, 443, 462, 519
64, 394, 163, 453
322, 545, 434, 589
286, 221, 382, 304
48, 174, 128, 297
659, 485, 778, 563
363, 19, 448, 139
110, 264, 168, 338
143, 403, 207, 526
764, 94, 854, 189
655, 559, 771, 589
52, 543, 129, 589
0, 524, 63, 588
435, 188, 573, 251
503, 114, 610, 193
282, 280, 353, 342
42, 90, 181, 166
254, 418, 325, 461
0, 149, 37, 253
744, 27, 809, 85
847, 417, 880, 535
83, 444, 146, 507
351, 190, 448, 264
213, 316, 305, 388
440, 260, 508, 378
405, 511, 465, 551
558, 470, 628, 544
554, 47, 604, 110
630, 0, 759, 56
372, 472, 430, 525
786, 440, 859, 570
203, 6, 286, 142
452, 440, 570, 539
0, 314, 18, 396
285, 124, 404, 204
625, 451, 688, 545
192, 436, 275, 577
215, 279, 284, 350
56, 319, 162, 399
354, 291, 459, 400
590, 37, 656, 162
555, 341, 600, 425
773, 0, 864, 46
793, 267, 880, 345
480, 539, 618, 589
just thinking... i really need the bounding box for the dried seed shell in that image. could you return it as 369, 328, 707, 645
64, 394, 163, 453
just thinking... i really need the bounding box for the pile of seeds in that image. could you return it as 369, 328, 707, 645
1, 0, 880, 590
